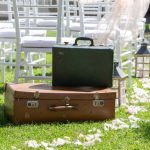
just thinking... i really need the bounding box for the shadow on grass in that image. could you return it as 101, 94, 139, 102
140, 122, 150, 140
0, 103, 11, 126
0, 83, 5, 94
133, 122, 150, 140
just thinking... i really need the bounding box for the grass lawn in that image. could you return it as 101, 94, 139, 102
0, 30, 150, 149
0, 63, 150, 150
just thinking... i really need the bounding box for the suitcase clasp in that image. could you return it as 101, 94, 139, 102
94, 92, 99, 100
64, 96, 70, 106
27, 101, 39, 108
93, 92, 104, 107
26, 91, 40, 108
93, 100, 104, 107
34, 91, 40, 99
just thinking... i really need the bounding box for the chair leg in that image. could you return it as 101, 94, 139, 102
0, 46, 5, 82
14, 48, 22, 83
0, 51, 5, 83
28, 52, 34, 77
9, 43, 14, 70
42, 53, 46, 77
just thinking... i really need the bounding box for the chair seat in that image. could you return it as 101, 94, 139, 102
36, 19, 67, 27
21, 36, 56, 48
69, 22, 98, 31
0, 22, 14, 29
29, 30, 46, 36
21, 36, 75, 48
36, 19, 58, 27
0, 29, 25, 38
0, 29, 47, 38
0, 29, 16, 38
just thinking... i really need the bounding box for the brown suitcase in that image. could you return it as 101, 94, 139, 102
4, 83, 116, 123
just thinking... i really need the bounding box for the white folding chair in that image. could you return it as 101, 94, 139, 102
36, 0, 58, 29
66, 0, 115, 37
0, 0, 46, 82
66, 1, 99, 37
0, 0, 16, 82
13, 0, 74, 83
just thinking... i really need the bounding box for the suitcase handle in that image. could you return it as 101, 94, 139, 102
49, 105, 77, 111
73, 37, 94, 46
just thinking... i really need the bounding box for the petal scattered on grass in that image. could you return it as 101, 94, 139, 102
130, 84, 150, 103
45, 147, 55, 150
74, 140, 82, 146
127, 105, 147, 115
104, 118, 129, 131
128, 115, 141, 128
140, 78, 150, 89
25, 140, 40, 148
130, 122, 140, 128
50, 138, 71, 147
41, 141, 49, 148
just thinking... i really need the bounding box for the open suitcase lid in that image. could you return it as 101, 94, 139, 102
5, 83, 116, 100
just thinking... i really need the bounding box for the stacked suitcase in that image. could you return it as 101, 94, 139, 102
4, 37, 116, 123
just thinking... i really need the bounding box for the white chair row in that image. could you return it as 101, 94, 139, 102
13, 0, 74, 83
0, 0, 146, 85
64, 0, 146, 86
0, 0, 15, 82
0, 0, 72, 82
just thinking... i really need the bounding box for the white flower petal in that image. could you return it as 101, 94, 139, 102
41, 141, 49, 147
25, 140, 40, 148
85, 135, 95, 141
50, 138, 71, 147
74, 140, 82, 145
82, 140, 95, 147
45, 147, 55, 150
128, 115, 141, 123
78, 133, 84, 138
131, 123, 140, 128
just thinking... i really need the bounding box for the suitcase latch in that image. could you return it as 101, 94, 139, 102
34, 91, 40, 99
64, 96, 70, 106
93, 100, 104, 107
27, 101, 39, 108
27, 91, 40, 108
93, 92, 104, 107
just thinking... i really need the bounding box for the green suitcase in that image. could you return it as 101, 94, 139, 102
52, 37, 114, 87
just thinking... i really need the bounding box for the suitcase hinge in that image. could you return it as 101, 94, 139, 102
64, 96, 70, 106
94, 92, 99, 100
34, 91, 40, 99
26, 91, 40, 108
93, 92, 104, 107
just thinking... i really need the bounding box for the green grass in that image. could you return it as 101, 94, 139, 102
0, 66, 150, 149
0, 32, 150, 149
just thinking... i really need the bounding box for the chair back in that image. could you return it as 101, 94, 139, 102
0, 0, 14, 28
12, 0, 65, 42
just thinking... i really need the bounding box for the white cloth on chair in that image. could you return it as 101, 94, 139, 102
69, 22, 98, 31
0, 22, 14, 29
21, 36, 56, 48
36, 19, 57, 27
21, 36, 75, 48
0, 29, 25, 38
